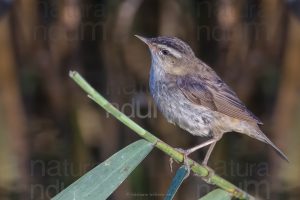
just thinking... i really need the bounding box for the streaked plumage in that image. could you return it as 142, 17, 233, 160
136, 35, 288, 163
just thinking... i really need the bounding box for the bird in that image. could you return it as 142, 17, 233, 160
135, 35, 289, 165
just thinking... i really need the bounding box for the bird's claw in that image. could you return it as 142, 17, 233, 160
169, 157, 174, 172
201, 164, 215, 184
175, 148, 191, 179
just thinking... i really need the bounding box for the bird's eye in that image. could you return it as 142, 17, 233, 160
161, 49, 169, 55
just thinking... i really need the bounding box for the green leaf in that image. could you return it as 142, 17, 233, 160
164, 165, 188, 200
199, 189, 231, 200
52, 139, 154, 200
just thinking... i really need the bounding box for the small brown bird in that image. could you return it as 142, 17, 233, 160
136, 35, 288, 165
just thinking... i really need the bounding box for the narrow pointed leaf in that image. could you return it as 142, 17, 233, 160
52, 139, 153, 200
164, 165, 188, 200
199, 189, 231, 200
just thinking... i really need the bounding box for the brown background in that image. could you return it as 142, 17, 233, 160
0, 0, 299, 199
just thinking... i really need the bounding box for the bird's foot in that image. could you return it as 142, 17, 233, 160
175, 148, 191, 179
169, 157, 174, 173
200, 164, 215, 184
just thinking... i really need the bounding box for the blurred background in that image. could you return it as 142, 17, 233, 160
0, 0, 299, 199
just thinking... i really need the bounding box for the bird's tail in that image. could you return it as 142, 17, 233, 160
250, 126, 289, 162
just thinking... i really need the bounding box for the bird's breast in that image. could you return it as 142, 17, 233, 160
149, 67, 214, 137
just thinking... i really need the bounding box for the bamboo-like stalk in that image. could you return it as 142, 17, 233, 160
69, 70, 255, 200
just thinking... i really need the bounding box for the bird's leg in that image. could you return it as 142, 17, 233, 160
201, 142, 217, 183
174, 138, 217, 178
175, 138, 217, 161
184, 138, 218, 155
202, 141, 217, 166
200, 134, 223, 183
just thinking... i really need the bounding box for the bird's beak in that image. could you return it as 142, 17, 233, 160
135, 35, 151, 46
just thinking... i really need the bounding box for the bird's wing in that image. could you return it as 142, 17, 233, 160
177, 75, 263, 125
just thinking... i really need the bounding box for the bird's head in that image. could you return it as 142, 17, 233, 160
135, 35, 197, 75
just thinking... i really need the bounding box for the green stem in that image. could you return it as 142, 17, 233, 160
69, 71, 255, 200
